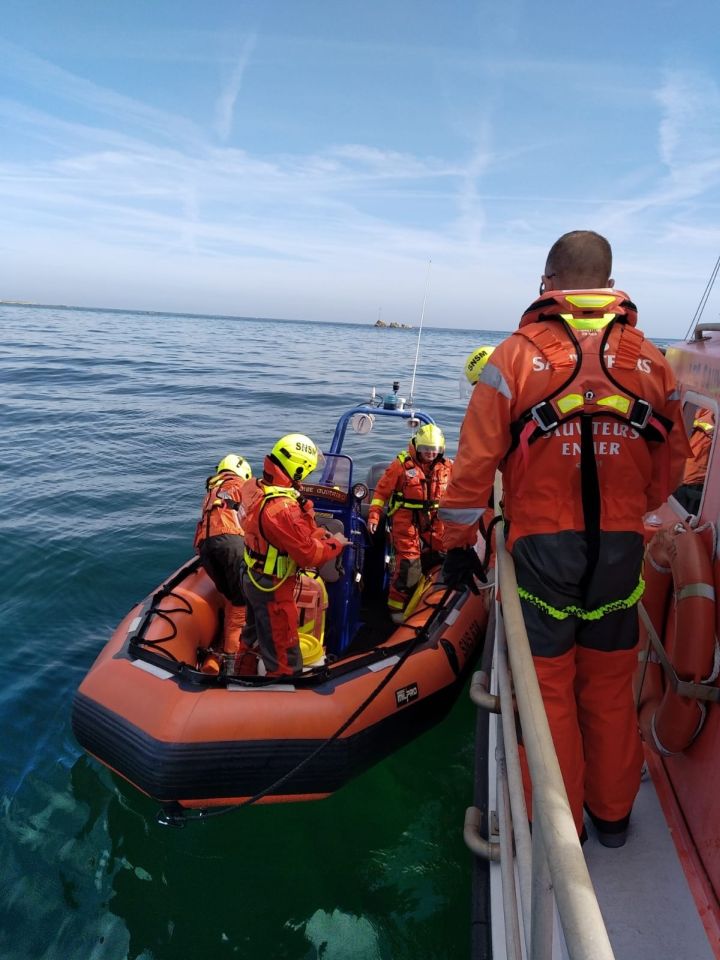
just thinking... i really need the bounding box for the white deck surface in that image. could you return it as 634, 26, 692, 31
583, 770, 714, 960
484, 608, 716, 960
486, 716, 714, 959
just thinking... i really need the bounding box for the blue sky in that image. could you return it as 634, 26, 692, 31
2, 0, 720, 335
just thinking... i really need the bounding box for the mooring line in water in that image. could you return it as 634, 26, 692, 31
156, 585, 455, 827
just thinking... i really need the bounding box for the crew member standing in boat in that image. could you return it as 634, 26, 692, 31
240, 434, 349, 677
673, 407, 715, 515
462, 345, 497, 560
439, 230, 691, 846
367, 424, 452, 623
194, 454, 254, 675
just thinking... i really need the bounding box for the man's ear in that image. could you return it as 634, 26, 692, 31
608, 278, 615, 288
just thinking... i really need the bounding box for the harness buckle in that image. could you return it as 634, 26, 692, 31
629, 398, 652, 430
530, 401, 558, 432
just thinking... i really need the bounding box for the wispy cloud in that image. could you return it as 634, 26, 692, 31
2, 34, 720, 333
657, 69, 720, 173
0, 38, 205, 147
214, 34, 257, 142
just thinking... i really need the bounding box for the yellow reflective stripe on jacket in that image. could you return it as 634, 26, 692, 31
694, 419, 714, 433
564, 295, 617, 309
597, 394, 631, 414
517, 577, 645, 621
261, 484, 300, 502
243, 485, 299, 579
243, 544, 297, 578
555, 392, 634, 417
370, 497, 385, 508
556, 393, 584, 414
559, 312, 616, 331
389, 496, 439, 513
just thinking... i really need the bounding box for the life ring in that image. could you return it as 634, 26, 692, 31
637, 526, 717, 756
633, 529, 673, 721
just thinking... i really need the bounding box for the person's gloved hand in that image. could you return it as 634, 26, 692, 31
441, 547, 487, 594
367, 509, 381, 535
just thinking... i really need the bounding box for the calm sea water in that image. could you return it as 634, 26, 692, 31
0, 303, 511, 960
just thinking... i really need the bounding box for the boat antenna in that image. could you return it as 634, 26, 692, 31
408, 258, 432, 405
683, 253, 720, 341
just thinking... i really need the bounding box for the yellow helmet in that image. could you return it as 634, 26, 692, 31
270, 433, 320, 482
412, 423, 445, 457
216, 453, 252, 481
464, 345, 495, 385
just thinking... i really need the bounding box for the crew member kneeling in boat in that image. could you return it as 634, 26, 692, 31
673, 408, 714, 515
367, 424, 452, 624
240, 434, 349, 677
194, 454, 254, 676
439, 230, 690, 847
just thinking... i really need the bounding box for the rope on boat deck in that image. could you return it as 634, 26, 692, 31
157, 585, 456, 826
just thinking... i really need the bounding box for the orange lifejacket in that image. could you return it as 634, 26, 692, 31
509, 292, 672, 467
440, 289, 690, 552
682, 411, 714, 485
241, 473, 344, 581
241, 481, 299, 581
386, 451, 451, 516
505, 291, 673, 571
193, 472, 246, 551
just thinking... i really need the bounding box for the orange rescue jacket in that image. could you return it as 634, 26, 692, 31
368, 448, 452, 526
682, 409, 714, 485
193, 472, 247, 550
241, 464, 345, 577
440, 289, 691, 550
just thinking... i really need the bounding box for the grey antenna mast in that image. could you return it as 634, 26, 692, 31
409, 259, 432, 405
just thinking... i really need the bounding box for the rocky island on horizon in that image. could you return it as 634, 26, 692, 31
374, 319, 414, 329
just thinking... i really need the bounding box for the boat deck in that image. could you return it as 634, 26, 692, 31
483, 704, 716, 959
583, 770, 714, 960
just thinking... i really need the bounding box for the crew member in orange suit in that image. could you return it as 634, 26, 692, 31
367, 423, 452, 623
439, 230, 691, 847
194, 454, 254, 675
673, 407, 714, 515
240, 433, 349, 677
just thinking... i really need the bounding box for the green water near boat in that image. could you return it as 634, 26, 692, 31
1, 304, 506, 959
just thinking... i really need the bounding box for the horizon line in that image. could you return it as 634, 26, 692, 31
0, 299, 507, 334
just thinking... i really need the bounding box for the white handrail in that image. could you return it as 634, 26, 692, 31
495, 522, 615, 960
496, 611, 533, 954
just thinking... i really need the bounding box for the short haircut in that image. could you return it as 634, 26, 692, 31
545, 230, 612, 287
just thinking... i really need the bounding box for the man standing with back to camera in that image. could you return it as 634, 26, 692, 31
440, 231, 690, 846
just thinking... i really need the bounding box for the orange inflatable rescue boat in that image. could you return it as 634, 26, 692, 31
72, 398, 489, 821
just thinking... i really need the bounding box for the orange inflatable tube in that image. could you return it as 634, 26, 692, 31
72, 559, 489, 809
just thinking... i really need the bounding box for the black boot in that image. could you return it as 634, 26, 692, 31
585, 807, 630, 848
